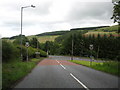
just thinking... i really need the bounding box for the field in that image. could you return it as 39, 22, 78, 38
96, 25, 119, 32
27, 35, 60, 43
84, 25, 119, 37
69, 60, 120, 76
84, 31, 119, 37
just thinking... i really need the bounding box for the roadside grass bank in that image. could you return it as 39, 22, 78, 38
2, 57, 45, 89
69, 60, 120, 77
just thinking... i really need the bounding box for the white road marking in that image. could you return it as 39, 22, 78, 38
56, 60, 60, 63
70, 73, 89, 90
56, 60, 66, 70
60, 64, 66, 70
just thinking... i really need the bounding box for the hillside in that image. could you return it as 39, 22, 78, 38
27, 35, 60, 43
70, 26, 109, 31
84, 25, 119, 37
36, 31, 69, 36
2, 25, 119, 43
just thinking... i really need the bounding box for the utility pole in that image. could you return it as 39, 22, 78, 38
97, 46, 99, 60
35, 37, 40, 58
71, 34, 73, 60
37, 38, 38, 50
80, 39, 83, 57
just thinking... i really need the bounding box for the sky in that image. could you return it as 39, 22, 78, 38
0, 0, 118, 38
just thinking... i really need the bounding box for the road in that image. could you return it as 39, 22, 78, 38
15, 56, 119, 89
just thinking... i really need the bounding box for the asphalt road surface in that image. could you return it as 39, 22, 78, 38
15, 56, 119, 89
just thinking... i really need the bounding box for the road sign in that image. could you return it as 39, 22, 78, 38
35, 52, 40, 54
25, 42, 29, 47
89, 44, 93, 50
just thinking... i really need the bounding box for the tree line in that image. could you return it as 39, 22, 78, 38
45, 31, 120, 61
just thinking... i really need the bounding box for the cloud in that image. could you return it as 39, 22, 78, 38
66, 2, 113, 21
0, 0, 117, 37
26, 1, 53, 16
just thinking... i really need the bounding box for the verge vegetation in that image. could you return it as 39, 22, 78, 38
2, 37, 47, 89
69, 60, 120, 77
2, 58, 45, 89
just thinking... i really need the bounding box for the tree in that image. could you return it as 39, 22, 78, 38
111, 1, 120, 33
13, 35, 29, 46
30, 37, 40, 49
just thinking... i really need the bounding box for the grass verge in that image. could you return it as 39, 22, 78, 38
2, 57, 45, 89
69, 60, 120, 77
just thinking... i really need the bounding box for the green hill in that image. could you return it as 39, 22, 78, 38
27, 35, 60, 43
84, 25, 119, 37
2, 25, 119, 43
36, 31, 69, 36
93, 25, 118, 32
70, 26, 109, 31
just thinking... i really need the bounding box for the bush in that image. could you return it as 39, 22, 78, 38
16, 45, 47, 61
28, 47, 37, 58
16, 45, 36, 61
2, 40, 47, 62
39, 49, 47, 57
2, 40, 20, 62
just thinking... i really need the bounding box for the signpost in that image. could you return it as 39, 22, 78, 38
25, 42, 29, 62
35, 51, 40, 58
89, 44, 93, 50
89, 44, 93, 66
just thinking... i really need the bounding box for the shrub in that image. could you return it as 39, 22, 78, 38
16, 45, 47, 61
2, 40, 47, 62
2, 40, 20, 62
39, 49, 47, 57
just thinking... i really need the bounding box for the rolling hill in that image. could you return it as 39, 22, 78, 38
2, 25, 119, 43
27, 35, 60, 43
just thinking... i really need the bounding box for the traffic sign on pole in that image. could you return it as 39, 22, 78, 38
25, 42, 29, 62
25, 42, 29, 47
89, 44, 93, 66
89, 44, 93, 50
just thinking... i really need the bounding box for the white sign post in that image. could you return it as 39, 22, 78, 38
89, 44, 93, 66
25, 42, 29, 62
35, 51, 40, 58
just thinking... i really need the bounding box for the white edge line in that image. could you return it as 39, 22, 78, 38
60, 64, 66, 70
70, 73, 89, 90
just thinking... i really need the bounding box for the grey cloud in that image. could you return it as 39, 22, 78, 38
3, 22, 20, 27
66, 2, 113, 22
26, 1, 53, 16
2, 21, 36, 31
1, 0, 53, 16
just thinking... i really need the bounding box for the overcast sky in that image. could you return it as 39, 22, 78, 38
0, 0, 117, 37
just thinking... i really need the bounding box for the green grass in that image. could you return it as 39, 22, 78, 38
8, 35, 60, 43
85, 31, 117, 35
27, 35, 60, 43
69, 60, 120, 77
2, 58, 45, 89
84, 25, 119, 37
84, 31, 119, 37
97, 25, 119, 32
37, 35, 59, 43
